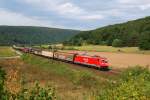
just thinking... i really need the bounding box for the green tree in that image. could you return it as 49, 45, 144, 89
68, 16, 150, 48
139, 31, 150, 50
112, 39, 123, 47
0, 67, 6, 99
0, 26, 79, 45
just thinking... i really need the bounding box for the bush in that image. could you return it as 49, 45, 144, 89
10, 83, 56, 100
139, 32, 150, 50
0, 67, 56, 100
97, 66, 150, 100
0, 67, 6, 100
112, 39, 123, 47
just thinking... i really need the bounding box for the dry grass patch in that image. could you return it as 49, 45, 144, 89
0, 46, 17, 57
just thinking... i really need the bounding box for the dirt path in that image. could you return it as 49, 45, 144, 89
64, 50, 150, 69
0, 56, 20, 59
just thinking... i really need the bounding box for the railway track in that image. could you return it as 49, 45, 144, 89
65, 62, 121, 83
60, 60, 121, 76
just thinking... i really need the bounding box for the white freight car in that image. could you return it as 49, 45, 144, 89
41, 51, 53, 58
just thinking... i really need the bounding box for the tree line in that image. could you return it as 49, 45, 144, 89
64, 16, 150, 50
0, 26, 79, 46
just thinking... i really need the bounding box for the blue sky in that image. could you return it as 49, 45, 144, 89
0, 0, 150, 30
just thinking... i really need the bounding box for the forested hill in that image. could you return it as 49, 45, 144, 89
66, 16, 150, 50
0, 26, 79, 45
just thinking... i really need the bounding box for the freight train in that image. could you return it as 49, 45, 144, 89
13, 45, 109, 69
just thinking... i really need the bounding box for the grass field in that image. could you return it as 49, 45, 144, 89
0, 54, 119, 99
65, 45, 150, 54
33, 44, 150, 54
0, 46, 18, 57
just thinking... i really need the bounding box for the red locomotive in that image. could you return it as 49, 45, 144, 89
74, 54, 108, 68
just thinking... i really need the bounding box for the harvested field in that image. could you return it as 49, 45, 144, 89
65, 45, 150, 54
64, 50, 150, 69
91, 52, 150, 68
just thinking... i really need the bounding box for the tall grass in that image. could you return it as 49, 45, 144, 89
21, 54, 99, 87
96, 66, 150, 100
1, 53, 149, 99
0, 47, 17, 57
0, 66, 56, 100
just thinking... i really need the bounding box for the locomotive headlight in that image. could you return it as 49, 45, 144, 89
102, 59, 108, 63
105, 60, 108, 63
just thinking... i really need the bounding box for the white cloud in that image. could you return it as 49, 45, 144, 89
118, 0, 150, 4
139, 4, 150, 10
22, 0, 150, 21
18, 0, 104, 20
118, 0, 137, 4
117, 0, 150, 10
0, 8, 61, 27
79, 15, 104, 20
1, 0, 150, 30
58, 2, 84, 15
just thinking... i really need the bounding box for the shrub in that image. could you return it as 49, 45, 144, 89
97, 66, 150, 100
112, 39, 123, 47
0, 67, 6, 100
139, 31, 150, 50
11, 82, 56, 100
0, 67, 56, 100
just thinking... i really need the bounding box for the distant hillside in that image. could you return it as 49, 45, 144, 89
0, 26, 79, 45
66, 16, 150, 50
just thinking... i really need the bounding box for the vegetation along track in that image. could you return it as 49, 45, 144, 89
54, 59, 122, 83
67, 61, 120, 74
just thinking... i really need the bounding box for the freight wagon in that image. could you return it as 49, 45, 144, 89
32, 48, 42, 55
54, 52, 76, 62
41, 51, 53, 58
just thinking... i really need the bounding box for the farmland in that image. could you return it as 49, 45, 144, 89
0, 53, 119, 99
64, 45, 150, 54
0, 47, 150, 99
